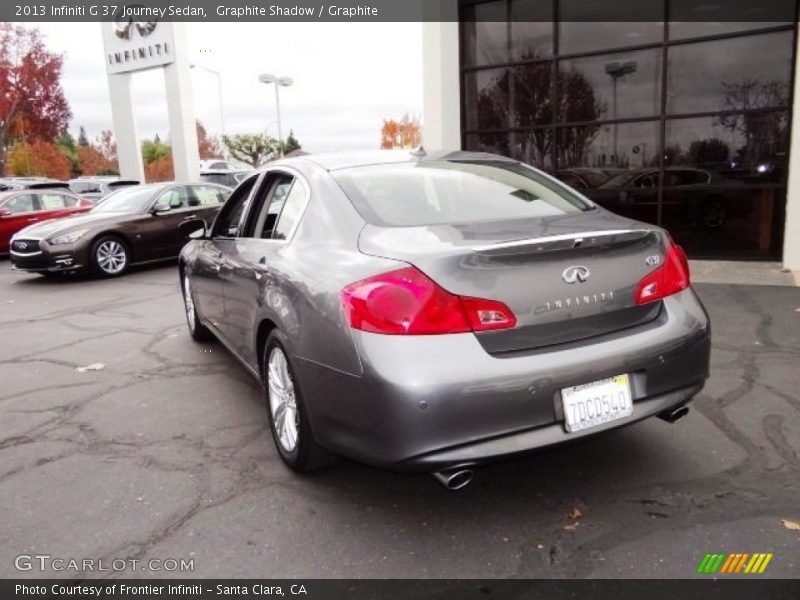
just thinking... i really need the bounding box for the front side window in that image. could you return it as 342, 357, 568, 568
158, 186, 192, 209
333, 160, 592, 227
3, 194, 36, 214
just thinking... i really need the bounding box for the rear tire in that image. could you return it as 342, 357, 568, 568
181, 272, 213, 342
263, 330, 335, 472
90, 235, 129, 277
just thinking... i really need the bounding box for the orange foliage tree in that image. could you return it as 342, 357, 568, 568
0, 24, 71, 173
78, 130, 118, 175
197, 120, 222, 159
6, 140, 71, 179
380, 114, 422, 149
78, 145, 110, 175
145, 154, 174, 182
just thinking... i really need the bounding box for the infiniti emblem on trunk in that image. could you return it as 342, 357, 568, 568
562, 265, 590, 284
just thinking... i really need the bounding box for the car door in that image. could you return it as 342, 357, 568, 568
146, 185, 197, 258
192, 176, 258, 334
220, 171, 308, 365
0, 193, 41, 253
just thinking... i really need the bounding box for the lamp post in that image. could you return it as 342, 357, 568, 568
258, 73, 293, 157
190, 64, 225, 141
604, 60, 637, 164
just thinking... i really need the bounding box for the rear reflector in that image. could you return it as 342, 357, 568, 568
635, 242, 690, 305
341, 266, 516, 335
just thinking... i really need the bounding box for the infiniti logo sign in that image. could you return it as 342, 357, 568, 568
114, 12, 158, 40
562, 265, 590, 284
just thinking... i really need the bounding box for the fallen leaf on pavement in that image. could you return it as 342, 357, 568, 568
563, 523, 579, 531
568, 507, 583, 520
781, 519, 800, 530
76, 362, 105, 373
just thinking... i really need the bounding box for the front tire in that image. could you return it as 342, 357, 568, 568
263, 330, 334, 472
181, 272, 213, 342
90, 235, 129, 277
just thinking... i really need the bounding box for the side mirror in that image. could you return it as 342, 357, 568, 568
0, 209, 11, 218
180, 218, 207, 239
150, 203, 171, 215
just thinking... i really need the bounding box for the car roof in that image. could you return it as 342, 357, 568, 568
285, 149, 517, 172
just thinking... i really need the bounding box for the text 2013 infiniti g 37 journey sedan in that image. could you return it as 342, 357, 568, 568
180, 151, 710, 487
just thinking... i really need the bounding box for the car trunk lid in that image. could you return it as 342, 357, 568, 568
358, 212, 667, 353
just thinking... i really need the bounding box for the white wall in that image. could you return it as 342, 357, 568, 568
784, 28, 800, 272
422, 21, 461, 150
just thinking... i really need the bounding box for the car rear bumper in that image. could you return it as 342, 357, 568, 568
295, 287, 711, 472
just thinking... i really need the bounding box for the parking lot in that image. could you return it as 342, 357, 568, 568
0, 259, 798, 579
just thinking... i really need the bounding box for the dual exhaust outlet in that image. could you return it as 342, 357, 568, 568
431, 405, 690, 490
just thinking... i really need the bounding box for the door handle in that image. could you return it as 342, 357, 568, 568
182, 214, 198, 220
27, 218, 39, 222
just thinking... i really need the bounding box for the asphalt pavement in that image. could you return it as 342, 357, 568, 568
0, 259, 798, 578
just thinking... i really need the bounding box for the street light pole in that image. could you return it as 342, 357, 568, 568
604, 60, 637, 165
258, 74, 294, 158
190, 64, 225, 140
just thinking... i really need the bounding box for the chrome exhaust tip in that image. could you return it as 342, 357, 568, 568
432, 468, 475, 491
658, 405, 690, 423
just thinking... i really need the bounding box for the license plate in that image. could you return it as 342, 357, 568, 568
561, 374, 633, 433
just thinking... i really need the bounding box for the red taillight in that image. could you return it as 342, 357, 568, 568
341, 266, 516, 335
635, 242, 690, 305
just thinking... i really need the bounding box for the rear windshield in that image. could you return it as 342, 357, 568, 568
333, 160, 592, 227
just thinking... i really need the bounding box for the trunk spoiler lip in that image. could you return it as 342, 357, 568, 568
471, 228, 657, 253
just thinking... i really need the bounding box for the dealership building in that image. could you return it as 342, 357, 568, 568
423, 1, 800, 270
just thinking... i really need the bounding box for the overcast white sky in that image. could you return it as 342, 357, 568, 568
34, 22, 423, 153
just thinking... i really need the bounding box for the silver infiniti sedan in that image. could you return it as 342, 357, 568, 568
179, 150, 711, 489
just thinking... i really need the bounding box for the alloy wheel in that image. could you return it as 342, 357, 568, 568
268, 347, 299, 453
183, 274, 196, 332
96, 240, 127, 275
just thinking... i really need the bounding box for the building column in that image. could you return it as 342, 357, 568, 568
783, 27, 800, 272
422, 21, 461, 150
163, 23, 200, 182
107, 72, 144, 181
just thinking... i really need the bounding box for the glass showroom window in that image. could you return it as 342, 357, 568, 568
459, 0, 797, 258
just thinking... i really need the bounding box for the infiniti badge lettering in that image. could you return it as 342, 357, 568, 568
562, 265, 590, 284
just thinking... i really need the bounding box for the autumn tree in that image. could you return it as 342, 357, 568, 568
55, 129, 79, 175
197, 120, 222, 159
222, 133, 278, 167
381, 114, 422, 149
6, 140, 71, 179
0, 24, 71, 173
98, 130, 117, 163
145, 154, 174, 182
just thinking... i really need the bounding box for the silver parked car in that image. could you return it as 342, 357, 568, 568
179, 150, 711, 489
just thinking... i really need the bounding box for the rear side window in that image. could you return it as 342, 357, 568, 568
194, 185, 226, 206
40, 194, 76, 209
333, 160, 591, 227
273, 180, 308, 240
